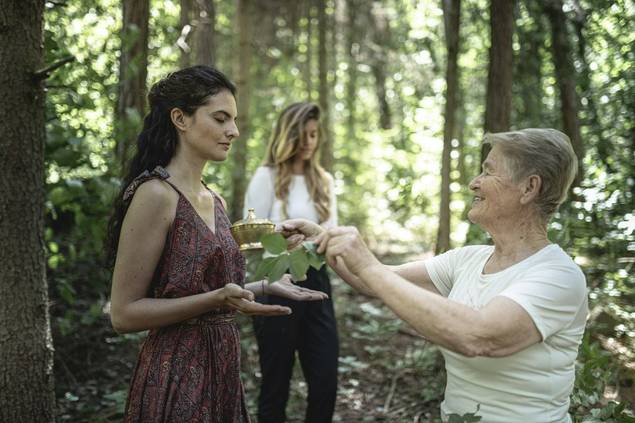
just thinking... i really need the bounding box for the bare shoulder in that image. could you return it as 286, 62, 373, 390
125, 179, 178, 227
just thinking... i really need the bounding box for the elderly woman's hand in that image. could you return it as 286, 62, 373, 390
316, 226, 381, 278
278, 218, 325, 249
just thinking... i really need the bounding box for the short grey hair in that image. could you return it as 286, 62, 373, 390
484, 128, 578, 220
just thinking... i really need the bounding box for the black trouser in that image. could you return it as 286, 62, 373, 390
253, 266, 339, 423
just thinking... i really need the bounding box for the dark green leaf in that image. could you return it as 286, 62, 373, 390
307, 249, 324, 270
267, 253, 290, 283
261, 233, 288, 254
289, 248, 310, 281
253, 256, 277, 281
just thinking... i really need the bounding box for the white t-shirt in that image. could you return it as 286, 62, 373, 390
425, 244, 588, 423
243, 166, 337, 226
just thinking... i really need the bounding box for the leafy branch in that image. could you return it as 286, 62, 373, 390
252, 233, 325, 283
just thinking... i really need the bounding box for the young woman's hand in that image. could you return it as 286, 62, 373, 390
221, 283, 291, 315
265, 274, 329, 301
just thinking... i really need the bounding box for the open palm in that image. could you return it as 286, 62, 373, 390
266, 275, 329, 301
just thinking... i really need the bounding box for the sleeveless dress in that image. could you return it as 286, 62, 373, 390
122, 166, 250, 423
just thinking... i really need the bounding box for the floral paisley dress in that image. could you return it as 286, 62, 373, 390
122, 166, 250, 423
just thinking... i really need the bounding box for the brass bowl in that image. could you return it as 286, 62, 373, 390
230, 208, 275, 250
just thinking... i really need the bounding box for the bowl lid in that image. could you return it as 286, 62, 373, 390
231, 208, 274, 228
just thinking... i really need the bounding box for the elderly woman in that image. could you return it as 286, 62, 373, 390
281, 128, 588, 422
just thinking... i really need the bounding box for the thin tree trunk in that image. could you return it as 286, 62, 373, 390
194, 0, 216, 66
116, 0, 150, 173
345, 0, 359, 142
483, 0, 514, 159
436, 0, 462, 254
318, 0, 334, 171
305, 0, 314, 99
572, 0, 608, 169
0, 1, 55, 421
179, 0, 192, 68
369, 4, 392, 129
544, 0, 585, 184
515, 0, 545, 128
230, 0, 253, 221
456, 95, 468, 186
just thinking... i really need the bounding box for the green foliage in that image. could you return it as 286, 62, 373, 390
253, 234, 325, 282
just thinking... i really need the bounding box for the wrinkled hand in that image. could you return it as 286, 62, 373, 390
316, 226, 380, 278
266, 274, 329, 301
278, 218, 325, 249
222, 283, 291, 315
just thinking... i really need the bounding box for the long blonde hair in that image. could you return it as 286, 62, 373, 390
263, 102, 331, 222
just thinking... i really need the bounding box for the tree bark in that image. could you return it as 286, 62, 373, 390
0, 1, 55, 421
305, 0, 314, 99
318, 0, 334, 171
544, 0, 585, 184
345, 0, 359, 142
572, 0, 608, 170
194, 0, 216, 66
436, 0, 462, 254
515, 0, 545, 128
369, 4, 392, 130
179, 0, 192, 68
483, 0, 514, 159
116, 0, 150, 173
230, 0, 253, 221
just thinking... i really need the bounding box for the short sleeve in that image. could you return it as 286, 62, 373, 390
498, 265, 587, 340
321, 172, 338, 228
424, 249, 460, 297
244, 167, 275, 219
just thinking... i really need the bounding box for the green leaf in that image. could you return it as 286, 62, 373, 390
253, 256, 277, 281
302, 243, 324, 270
267, 254, 290, 283
289, 248, 310, 281
303, 241, 318, 253
307, 249, 324, 270
261, 233, 288, 254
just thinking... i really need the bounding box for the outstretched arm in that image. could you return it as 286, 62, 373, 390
317, 227, 541, 357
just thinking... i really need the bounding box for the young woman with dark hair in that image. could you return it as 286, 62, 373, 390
108, 66, 327, 423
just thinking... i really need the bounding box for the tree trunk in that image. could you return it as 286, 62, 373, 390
179, 0, 192, 68
572, 0, 609, 170
515, 0, 545, 128
483, 0, 514, 159
194, 0, 216, 66
436, 0, 462, 254
544, 0, 585, 184
318, 0, 334, 171
369, 4, 392, 130
0, 2, 55, 421
304, 0, 314, 99
230, 0, 253, 221
116, 0, 150, 173
345, 0, 359, 142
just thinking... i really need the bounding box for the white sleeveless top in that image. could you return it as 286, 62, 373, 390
243, 166, 337, 227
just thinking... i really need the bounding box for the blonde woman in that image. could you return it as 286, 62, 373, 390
244, 102, 338, 423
